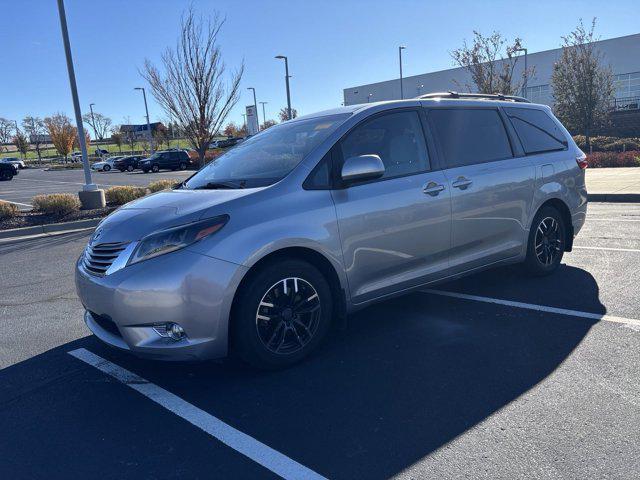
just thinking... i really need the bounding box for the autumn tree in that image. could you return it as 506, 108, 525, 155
82, 111, 112, 141
141, 7, 243, 167
551, 19, 614, 150
73, 129, 91, 156
261, 119, 278, 130
13, 131, 29, 158
278, 108, 298, 122
44, 113, 76, 161
153, 123, 171, 149
22, 116, 46, 162
451, 31, 532, 95
111, 126, 124, 153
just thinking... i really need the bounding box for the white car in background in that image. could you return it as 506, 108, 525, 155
1, 157, 26, 169
91, 157, 122, 172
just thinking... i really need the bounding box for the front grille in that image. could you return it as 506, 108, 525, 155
89, 311, 122, 338
83, 241, 128, 276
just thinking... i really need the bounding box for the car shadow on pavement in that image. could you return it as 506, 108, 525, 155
0, 266, 605, 479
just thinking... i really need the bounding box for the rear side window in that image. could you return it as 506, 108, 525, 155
429, 109, 512, 167
340, 110, 430, 180
505, 107, 567, 154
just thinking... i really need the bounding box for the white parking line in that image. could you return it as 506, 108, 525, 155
422, 289, 640, 328
68, 348, 327, 480
0, 199, 33, 207
573, 245, 640, 253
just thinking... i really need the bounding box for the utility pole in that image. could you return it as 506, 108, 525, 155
515, 47, 529, 98
56, 0, 104, 208
399, 46, 406, 100
89, 103, 98, 143
275, 55, 292, 120
259, 101, 268, 127
134, 87, 154, 154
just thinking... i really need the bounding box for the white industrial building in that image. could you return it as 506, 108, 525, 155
343, 33, 640, 110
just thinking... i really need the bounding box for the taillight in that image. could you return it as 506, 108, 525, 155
576, 152, 588, 170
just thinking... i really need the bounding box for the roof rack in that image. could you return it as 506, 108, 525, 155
418, 91, 531, 103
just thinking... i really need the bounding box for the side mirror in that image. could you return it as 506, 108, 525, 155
341, 154, 385, 184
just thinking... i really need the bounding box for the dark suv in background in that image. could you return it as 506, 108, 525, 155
114, 155, 145, 172
139, 150, 192, 173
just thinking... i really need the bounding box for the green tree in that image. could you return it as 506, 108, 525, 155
22, 116, 46, 162
13, 131, 29, 158
551, 19, 614, 150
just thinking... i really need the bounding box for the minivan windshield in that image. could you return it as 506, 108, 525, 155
184, 113, 349, 189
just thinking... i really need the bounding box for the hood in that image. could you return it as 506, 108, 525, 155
94, 188, 260, 243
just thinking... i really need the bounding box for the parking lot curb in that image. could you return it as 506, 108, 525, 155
0, 218, 101, 241
588, 193, 640, 203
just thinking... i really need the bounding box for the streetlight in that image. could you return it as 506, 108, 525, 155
247, 87, 259, 132
89, 103, 98, 143
134, 87, 154, 154
398, 46, 406, 100
275, 55, 292, 120
55, 0, 104, 208
367, 93, 373, 103
259, 101, 268, 127
515, 47, 528, 98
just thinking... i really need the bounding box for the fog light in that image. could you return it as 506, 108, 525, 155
168, 323, 185, 341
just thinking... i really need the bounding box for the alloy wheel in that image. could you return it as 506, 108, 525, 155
534, 216, 562, 266
255, 277, 321, 355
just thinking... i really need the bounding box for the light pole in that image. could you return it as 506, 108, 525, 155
367, 93, 373, 103
259, 101, 268, 127
398, 46, 406, 100
89, 103, 98, 144
247, 87, 259, 132
275, 55, 292, 120
56, 0, 104, 208
417, 84, 424, 96
515, 47, 528, 98
241, 113, 247, 132
134, 87, 154, 154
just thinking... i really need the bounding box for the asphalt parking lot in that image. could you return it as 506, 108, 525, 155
0, 167, 194, 210
1, 202, 639, 479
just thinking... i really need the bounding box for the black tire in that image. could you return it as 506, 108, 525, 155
524, 206, 566, 276
232, 259, 333, 369
127, 165, 134, 172
142, 168, 149, 173
118, 168, 125, 172
103, 164, 111, 171
179, 162, 187, 170
0, 171, 12, 181
151, 164, 160, 173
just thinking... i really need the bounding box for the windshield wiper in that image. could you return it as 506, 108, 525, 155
192, 180, 246, 190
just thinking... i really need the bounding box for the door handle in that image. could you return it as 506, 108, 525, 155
423, 182, 445, 196
452, 177, 472, 190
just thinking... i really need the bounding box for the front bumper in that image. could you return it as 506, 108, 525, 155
76, 247, 248, 361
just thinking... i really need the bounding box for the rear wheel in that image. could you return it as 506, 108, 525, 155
179, 162, 187, 170
127, 165, 134, 172
152, 164, 160, 173
233, 259, 333, 369
524, 206, 566, 276
103, 164, 111, 171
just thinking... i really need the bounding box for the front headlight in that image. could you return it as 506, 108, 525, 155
128, 215, 229, 265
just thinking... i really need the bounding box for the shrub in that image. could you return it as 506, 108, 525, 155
573, 135, 640, 152
32, 193, 81, 215
148, 179, 179, 193
105, 186, 148, 205
0, 200, 19, 219
587, 151, 640, 168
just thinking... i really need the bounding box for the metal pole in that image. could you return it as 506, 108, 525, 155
523, 48, 528, 99
276, 56, 292, 120
56, 0, 95, 190
241, 114, 246, 132
259, 101, 268, 127
247, 87, 259, 132
399, 46, 406, 100
89, 103, 98, 143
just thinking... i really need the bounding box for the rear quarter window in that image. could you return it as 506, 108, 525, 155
504, 107, 568, 155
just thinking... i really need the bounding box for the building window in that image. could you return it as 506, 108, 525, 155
614, 72, 640, 100
525, 84, 551, 104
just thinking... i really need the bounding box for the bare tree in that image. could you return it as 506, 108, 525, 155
141, 8, 244, 167
111, 126, 124, 153
44, 113, 77, 161
551, 19, 614, 150
278, 107, 298, 122
13, 131, 29, 158
82, 111, 112, 141
22, 116, 46, 162
451, 31, 532, 95
0, 118, 15, 151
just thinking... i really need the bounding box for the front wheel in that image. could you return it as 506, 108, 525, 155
524, 206, 566, 276
232, 259, 333, 369
127, 165, 134, 172
179, 162, 187, 170
103, 164, 111, 171
151, 164, 159, 173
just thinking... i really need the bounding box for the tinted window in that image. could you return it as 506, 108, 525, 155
429, 109, 512, 167
340, 110, 429, 180
505, 107, 567, 154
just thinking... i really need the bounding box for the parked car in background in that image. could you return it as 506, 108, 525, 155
113, 155, 144, 172
91, 157, 123, 172
212, 137, 241, 149
139, 150, 192, 172
0, 162, 18, 180
0, 157, 25, 169
71, 151, 83, 161
76, 95, 587, 369
95, 148, 109, 157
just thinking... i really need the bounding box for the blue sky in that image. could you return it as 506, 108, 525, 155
1, 0, 638, 134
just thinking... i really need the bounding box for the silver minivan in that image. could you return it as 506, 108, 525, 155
76, 94, 588, 368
